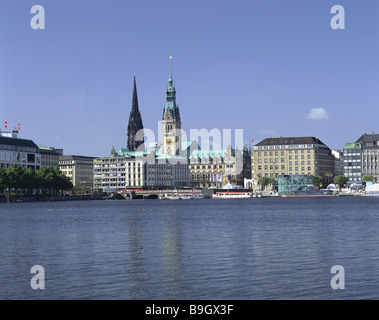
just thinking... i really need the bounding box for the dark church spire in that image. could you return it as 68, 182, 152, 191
127, 73, 144, 151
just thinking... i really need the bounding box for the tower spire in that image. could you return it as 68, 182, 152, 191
161, 58, 182, 156
127, 73, 144, 152
132, 72, 139, 112
169, 56, 173, 86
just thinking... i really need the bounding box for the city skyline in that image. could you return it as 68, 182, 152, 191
1, 0, 378, 157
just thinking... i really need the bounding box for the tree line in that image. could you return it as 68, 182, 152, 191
0, 165, 73, 195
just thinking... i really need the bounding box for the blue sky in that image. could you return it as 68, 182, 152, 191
1, 0, 378, 156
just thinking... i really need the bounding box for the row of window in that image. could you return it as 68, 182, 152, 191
257, 165, 312, 171
257, 149, 312, 157
0, 144, 37, 153
255, 144, 316, 150
257, 155, 312, 163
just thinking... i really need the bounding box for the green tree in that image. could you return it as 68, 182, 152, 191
258, 176, 275, 190
52, 167, 73, 193
333, 175, 348, 188
0, 168, 9, 192
362, 175, 374, 182
24, 167, 40, 194
312, 175, 323, 189
6, 164, 27, 192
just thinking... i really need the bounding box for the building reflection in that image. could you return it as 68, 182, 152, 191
162, 208, 184, 298
127, 214, 148, 299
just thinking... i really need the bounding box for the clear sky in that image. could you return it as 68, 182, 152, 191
1, 0, 378, 157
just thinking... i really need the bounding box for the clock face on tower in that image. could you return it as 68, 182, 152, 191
166, 138, 172, 145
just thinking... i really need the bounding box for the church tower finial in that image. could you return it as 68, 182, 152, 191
169, 56, 173, 84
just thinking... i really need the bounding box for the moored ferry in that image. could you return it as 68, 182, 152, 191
159, 193, 205, 200
212, 191, 253, 199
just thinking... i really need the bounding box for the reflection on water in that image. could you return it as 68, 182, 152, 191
162, 209, 184, 298
1, 197, 379, 299
127, 211, 148, 299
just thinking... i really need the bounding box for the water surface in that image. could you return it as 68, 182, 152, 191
1, 197, 378, 299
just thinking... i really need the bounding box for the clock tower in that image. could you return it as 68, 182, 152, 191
161, 57, 182, 156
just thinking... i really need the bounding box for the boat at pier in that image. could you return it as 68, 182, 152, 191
159, 193, 204, 200
212, 191, 253, 199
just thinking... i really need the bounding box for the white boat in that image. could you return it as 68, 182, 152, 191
212, 191, 252, 199
167, 194, 181, 200
180, 194, 193, 200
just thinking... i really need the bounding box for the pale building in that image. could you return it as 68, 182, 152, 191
252, 136, 335, 185
357, 133, 379, 183
93, 150, 144, 191
189, 145, 251, 188
59, 155, 96, 188
93, 148, 190, 192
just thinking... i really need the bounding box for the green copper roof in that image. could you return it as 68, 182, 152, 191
117, 147, 148, 157
344, 142, 362, 149
162, 61, 178, 120
190, 149, 226, 159
156, 154, 186, 161
37, 144, 53, 151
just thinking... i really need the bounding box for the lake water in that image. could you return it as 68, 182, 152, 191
0, 197, 379, 300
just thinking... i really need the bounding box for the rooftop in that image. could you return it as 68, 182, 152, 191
0, 136, 38, 150
255, 136, 328, 147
